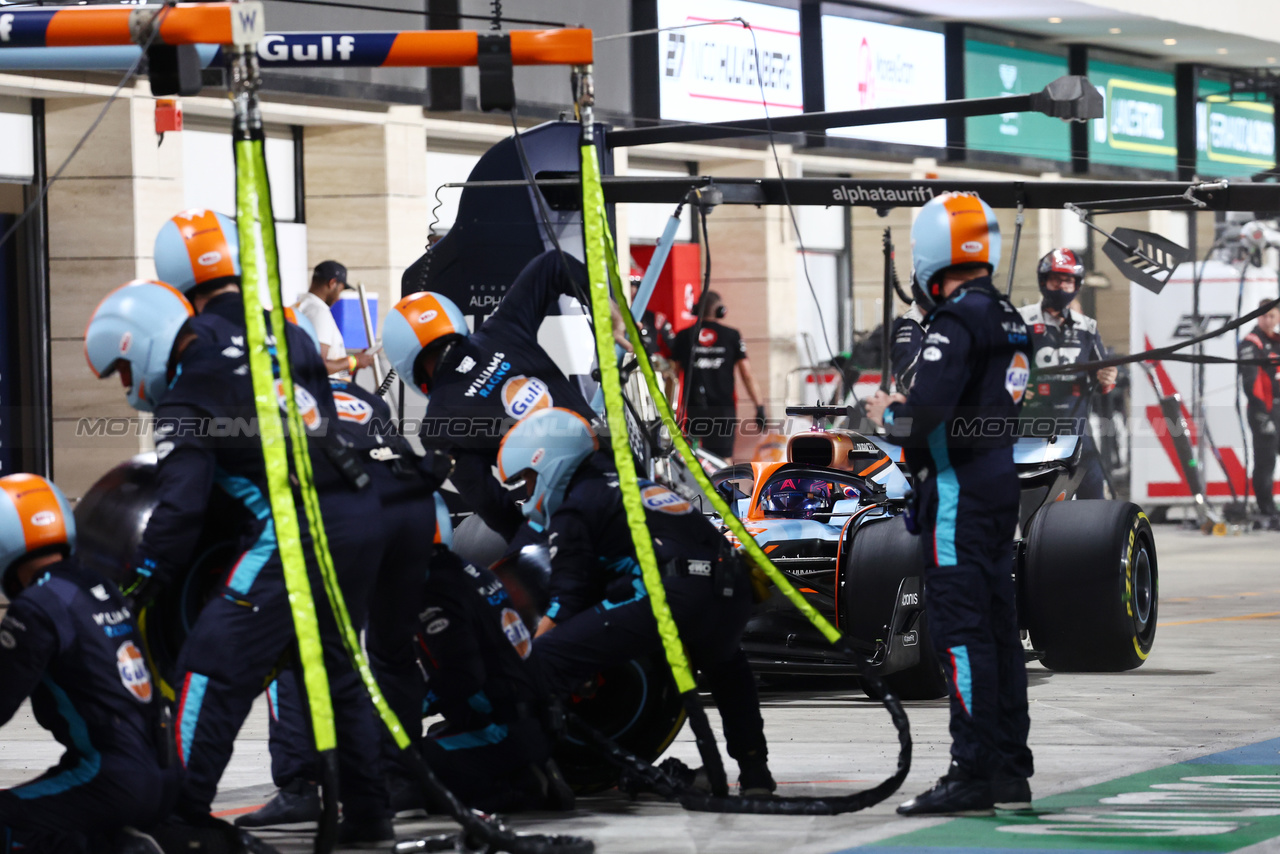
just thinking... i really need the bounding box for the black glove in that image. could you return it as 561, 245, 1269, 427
753, 405, 767, 432
416, 449, 455, 492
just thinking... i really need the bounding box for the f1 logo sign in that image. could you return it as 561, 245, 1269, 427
231, 1, 266, 46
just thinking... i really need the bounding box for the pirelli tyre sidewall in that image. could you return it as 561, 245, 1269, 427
1023, 500, 1157, 672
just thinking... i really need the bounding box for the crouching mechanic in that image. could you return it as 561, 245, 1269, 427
383, 249, 624, 545
84, 280, 393, 844
866, 192, 1034, 815
0, 474, 179, 853
1018, 249, 1117, 498
497, 408, 775, 796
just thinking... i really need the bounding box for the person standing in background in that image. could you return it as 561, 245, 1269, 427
1239, 298, 1280, 528
294, 260, 377, 377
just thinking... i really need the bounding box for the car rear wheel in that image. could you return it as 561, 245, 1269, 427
1022, 500, 1157, 671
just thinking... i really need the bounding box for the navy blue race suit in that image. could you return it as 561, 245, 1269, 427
530, 460, 768, 774
1018, 302, 1110, 498
412, 550, 554, 812
422, 250, 600, 542
0, 558, 179, 852
891, 303, 928, 392
1239, 324, 1280, 515
883, 276, 1034, 783
130, 291, 389, 822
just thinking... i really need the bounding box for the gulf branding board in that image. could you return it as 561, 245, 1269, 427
965, 40, 1070, 161
821, 16, 945, 148
657, 0, 803, 123
1089, 61, 1176, 172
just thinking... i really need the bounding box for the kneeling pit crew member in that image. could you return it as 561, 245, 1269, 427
384, 250, 618, 545
84, 279, 394, 846
497, 407, 775, 796
0, 474, 180, 854
1018, 249, 1117, 498
866, 192, 1034, 816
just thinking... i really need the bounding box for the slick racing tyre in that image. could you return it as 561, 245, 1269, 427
1022, 500, 1157, 671
840, 516, 947, 701
450, 513, 688, 793
75, 457, 242, 698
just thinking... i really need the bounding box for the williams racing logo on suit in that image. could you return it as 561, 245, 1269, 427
501, 376, 553, 420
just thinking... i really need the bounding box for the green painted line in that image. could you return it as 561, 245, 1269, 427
844, 737, 1280, 854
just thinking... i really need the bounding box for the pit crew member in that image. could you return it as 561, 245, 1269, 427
497, 407, 774, 796
866, 192, 1034, 815
84, 280, 393, 845
0, 474, 179, 854
1239, 298, 1280, 524
891, 300, 929, 392
1018, 248, 1117, 498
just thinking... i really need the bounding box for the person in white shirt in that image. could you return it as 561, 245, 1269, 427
293, 260, 376, 376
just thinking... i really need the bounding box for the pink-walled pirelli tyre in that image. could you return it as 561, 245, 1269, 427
1022, 500, 1157, 672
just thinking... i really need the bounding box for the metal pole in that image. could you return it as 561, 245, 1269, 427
355, 282, 384, 387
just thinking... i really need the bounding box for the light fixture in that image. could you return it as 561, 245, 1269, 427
1048, 17, 1062, 23
1109, 27, 1122, 34
1270, 57, 1278, 64
1163, 38, 1178, 46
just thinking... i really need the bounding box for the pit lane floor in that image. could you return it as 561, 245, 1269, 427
2, 526, 1278, 853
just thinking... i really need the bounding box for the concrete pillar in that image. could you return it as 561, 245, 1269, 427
46, 86, 185, 499
699, 151, 798, 455
304, 105, 428, 334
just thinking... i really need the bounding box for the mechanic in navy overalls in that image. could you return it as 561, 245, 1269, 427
891, 301, 929, 392
866, 192, 1034, 816
496, 408, 775, 797
1018, 248, 1118, 498
0, 474, 179, 853
85, 275, 393, 845
383, 250, 625, 545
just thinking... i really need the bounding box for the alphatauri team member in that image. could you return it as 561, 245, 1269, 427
84, 280, 393, 845
497, 407, 775, 796
0, 474, 178, 854
1018, 249, 1118, 499
867, 192, 1034, 816
383, 250, 614, 542
670, 292, 766, 462
1239, 299, 1280, 524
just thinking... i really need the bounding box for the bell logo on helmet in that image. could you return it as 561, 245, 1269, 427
530, 448, 545, 466
29, 511, 57, 527
961, 240, 984, 254
118, 331, 132, 354
1005, 351, 1030, 404
501, 608, 532, 659
197, 251, 222, 267
417, 309, 438, 325
116, 641, 152, 703
501, 376, 552, 420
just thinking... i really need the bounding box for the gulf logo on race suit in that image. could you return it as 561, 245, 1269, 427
333, 391, 373, 424
501, 608, 532, 659
117, 640, 152, 703
641, 484, 693, 515
275, 379, 321, 432
1005, 351, 1030, 404
501, 375, 552, 420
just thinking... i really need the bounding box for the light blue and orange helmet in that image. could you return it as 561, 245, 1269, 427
84, 280, 194, 412
154, 209, 240, 295
910, 192, 1001, 311
497, 407, 598, 531
382, 291, 470, 395
0, 474, 75, 597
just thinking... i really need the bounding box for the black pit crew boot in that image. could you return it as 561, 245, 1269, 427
234, 779, 321, 827
738, 761, 777, 797
336, 815, 395, 848
897, 762, 994, 816
993, 775, 1033, 810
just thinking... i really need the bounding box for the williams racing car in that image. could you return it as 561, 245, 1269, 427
711, 410, 1158, 699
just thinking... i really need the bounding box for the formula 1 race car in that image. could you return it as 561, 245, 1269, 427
715, 409, 1158, 699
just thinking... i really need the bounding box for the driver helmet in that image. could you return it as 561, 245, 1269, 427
497, 407, 598, 531
154, 209, 240, 295
0, 474, 75, 599
1037, 248, 1085, 312
910, 192, 1001, 313
382, 292, 470, 397
84, 280, 195, 412
760, 477, 836, 519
